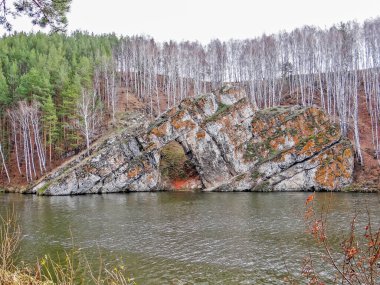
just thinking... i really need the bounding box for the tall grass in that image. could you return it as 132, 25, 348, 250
0, 210, 136, 285
0, 209, 21, 272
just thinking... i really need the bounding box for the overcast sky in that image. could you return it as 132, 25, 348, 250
6, 0, 380, 43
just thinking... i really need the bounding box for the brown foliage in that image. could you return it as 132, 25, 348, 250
302, 194, 379, 285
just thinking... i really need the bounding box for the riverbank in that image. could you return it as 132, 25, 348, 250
341, 183, 380, 193
1, 185, 380, 194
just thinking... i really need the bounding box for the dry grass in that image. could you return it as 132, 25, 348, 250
0, 268, 51, 285
0, 210, 136, 285
0, 209, 21, 272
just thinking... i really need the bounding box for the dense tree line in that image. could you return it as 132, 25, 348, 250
0, 31, 119, 182
1, 17, 380, 183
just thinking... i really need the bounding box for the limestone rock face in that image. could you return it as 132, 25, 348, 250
27, 86, 354, 195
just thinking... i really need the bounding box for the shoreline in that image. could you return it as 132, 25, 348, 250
1, 185, 379, 195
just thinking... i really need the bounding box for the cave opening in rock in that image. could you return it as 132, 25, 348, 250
159, 141, 202, 191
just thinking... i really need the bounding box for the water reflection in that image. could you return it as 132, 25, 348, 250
0, 192, 379, 284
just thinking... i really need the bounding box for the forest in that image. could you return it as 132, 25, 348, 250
0, 17, 380, 185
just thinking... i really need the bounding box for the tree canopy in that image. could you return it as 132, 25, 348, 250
0, 0, 72, 32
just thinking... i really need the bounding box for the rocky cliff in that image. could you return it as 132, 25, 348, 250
26, 86, 354, 195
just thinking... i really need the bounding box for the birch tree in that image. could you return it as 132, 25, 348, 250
77, 88, 101, 152
0, 142, 10, 183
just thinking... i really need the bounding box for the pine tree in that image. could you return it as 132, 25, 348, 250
41, 94, 58, 164
7, 62, 19, 100
60, 74, 81, 150
0, 67, 10, 109
16, 68, 51, 102
0, 0, 72, 32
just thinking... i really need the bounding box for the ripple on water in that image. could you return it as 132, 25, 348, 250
0, 192, 379, 284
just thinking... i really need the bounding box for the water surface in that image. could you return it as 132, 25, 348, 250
1, 192, 379, 284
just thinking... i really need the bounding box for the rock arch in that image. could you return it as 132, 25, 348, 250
27, 86, 354, 195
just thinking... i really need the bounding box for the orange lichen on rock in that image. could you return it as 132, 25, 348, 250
251, 120, 267, 134
127, 166, 143, 179
220, 115, 233, 129
171, 111, 196, 130
343, 148, 353, 159
315, 161, 335, 189
314, 142, 353, 189
171, 119, 196, 130
166, 106, 179, 117
196, 130, 206, 139
299, 139, 316, 156
269, 136, 286, 149
83, 164, 97, 174
195, 96, 208, 109
253, 106, 339, 151
150, 122, 169, 137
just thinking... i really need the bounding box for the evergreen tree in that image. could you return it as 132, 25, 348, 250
6, 62, 19, 100
0, 31, 119, 182
60, 74, 81, 149
41, 94, 58, 163
16, 67, 51, 101
0, 67, 10, 109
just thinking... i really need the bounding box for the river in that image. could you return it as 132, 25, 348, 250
0, 192, 379, 284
